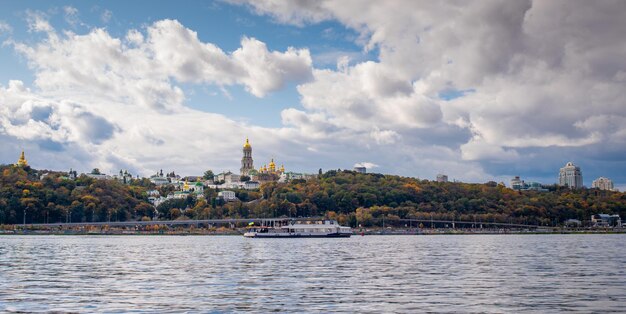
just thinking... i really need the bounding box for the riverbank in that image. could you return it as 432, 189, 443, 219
1, 226, 624, 236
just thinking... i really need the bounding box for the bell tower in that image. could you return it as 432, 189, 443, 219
240, 138, 254, 176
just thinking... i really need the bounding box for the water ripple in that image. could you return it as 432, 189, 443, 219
0, 234, 625, 313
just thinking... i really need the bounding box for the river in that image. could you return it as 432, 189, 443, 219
0, 234, 624, 313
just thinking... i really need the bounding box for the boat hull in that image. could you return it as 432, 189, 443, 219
244, 232, 351, 238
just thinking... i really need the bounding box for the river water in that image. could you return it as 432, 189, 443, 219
0, 234, 624, 313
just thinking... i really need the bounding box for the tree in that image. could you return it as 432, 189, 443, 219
203, 170, 214, 180
91, 168, 101, 175
240, 175, 251, 182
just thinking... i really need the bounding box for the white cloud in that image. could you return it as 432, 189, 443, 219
101, 10, 112, 23
25, 10, 53, 33
234, 0, 626, 183
63, 6, 81, 28
10, 19, 313, 112
0, 21, 12, 35
3, 2, 626, 187
354, 162, 378, 169
1, 18, 314, 176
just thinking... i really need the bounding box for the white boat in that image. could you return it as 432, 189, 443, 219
243, 219, 352, 238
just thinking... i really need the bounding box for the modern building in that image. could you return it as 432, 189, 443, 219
559, 161, 583, 189
592, 177, 614, 191
510, 176, 523, 190
510, 176, 548, 192
591, 214, 622, 227
354, 166, 366, 174
240, 138, 255, 176
436, 174, 448, 183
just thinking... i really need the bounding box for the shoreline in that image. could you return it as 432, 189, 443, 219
1, 228, 624, 236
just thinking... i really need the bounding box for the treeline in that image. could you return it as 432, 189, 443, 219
156, 170, 626, 227
0, 165, 153, 224
2, 166, 625, 227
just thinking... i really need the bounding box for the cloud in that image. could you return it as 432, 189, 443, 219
3, 2, 626, 188
25, 10, 53, 33
101, 10, 112, 23
0, 20, 12, 35
231, 0, 626, 186
354, 162, 378, 169
63, 6, 81, 28
10, 18, 313, 113
1, 17, 315, 176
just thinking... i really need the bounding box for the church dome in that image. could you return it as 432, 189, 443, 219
243, 137, 251, 149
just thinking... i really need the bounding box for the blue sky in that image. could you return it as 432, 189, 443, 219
1, 1, 625, 190
0, 1, 368, 126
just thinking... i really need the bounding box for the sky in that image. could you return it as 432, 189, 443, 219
1, 0, 625, 190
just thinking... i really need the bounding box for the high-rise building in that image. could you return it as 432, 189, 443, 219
240, 138, 254, 176
354, 166, 366, 174
436, 174, 448, 183
559, 161, 583, 189
592, 177, 614, 191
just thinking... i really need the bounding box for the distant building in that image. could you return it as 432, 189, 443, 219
559, 161, 583, 189
114, 169, 133, 184
591, 214, 622, 227
84, 169, 111, 180
278, 172, 316, 183
240, 138, 255, 176
67, 168, 77, 180
564, 219, 582, 227
354, 166, 366, 174
216, 171, 240, 184
244, 181, 260, 190
218, 190, 237, 202
15, 150, 28, 167
510, 176, 523, 190
510, 176, 548, 192
436, 174, 448, 183
150, 169, 170, 186
592, 177, 614, 191
182, 180, 204, 194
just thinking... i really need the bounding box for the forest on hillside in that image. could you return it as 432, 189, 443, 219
1, 165, 625, 227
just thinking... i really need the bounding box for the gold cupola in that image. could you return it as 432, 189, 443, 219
243, 137, 251, 149
16, 150, 28, 167
269, 158, 276, 172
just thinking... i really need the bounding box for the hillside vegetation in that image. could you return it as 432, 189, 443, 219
1, 166, 625, 227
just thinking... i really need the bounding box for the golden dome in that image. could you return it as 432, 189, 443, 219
16, 150, 28, 167
243, 137, 251, 149
280, 164, 285, 172
269, 159, 276, 172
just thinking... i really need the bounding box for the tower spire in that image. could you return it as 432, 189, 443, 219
16, 149, 28, 167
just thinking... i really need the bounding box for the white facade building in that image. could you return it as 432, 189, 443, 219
559, 162, 583, 189
592, 177, 614, 191
216, 171, 240, 184
244, 181, 260, 190
510, 176, 523, 190
84, 173, 111, 180
218, 191, 237, 202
